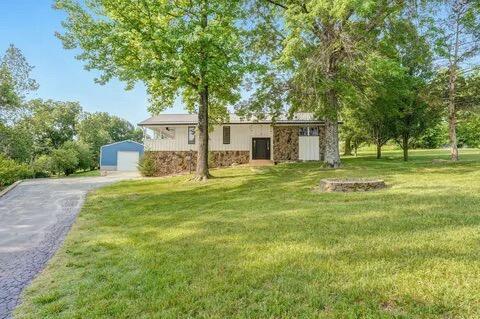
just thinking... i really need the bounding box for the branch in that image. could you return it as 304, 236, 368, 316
264, 0, 288, 10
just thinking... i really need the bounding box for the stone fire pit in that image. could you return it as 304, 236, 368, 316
319, 178, 386, 192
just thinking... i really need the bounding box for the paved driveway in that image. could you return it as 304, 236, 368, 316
0, 176, 132, 319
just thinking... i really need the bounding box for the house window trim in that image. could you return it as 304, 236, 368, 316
223, 126, 231, 145
188, 126, 196, 144
299, 126, 319, 137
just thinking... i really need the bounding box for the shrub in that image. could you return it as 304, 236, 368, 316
62, 141, 93, 171
138, 155, 156, 177
50, 148, 79, 176
414, 122, 448, 149
76, 143, 94, 171
0, 155, 33, 187
458, 112, 480, 148
32, 155, 52, 178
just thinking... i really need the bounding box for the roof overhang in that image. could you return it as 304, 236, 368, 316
139, 121, 327, 127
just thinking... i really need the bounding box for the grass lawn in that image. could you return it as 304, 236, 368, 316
15, 149, 480, 318
67, 169, 101, 178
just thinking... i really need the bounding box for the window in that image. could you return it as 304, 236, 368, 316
309, 127, 319, 136
188, 126, 196, 144
223, 126, 231, 144
299, 127, 309, 136
299, 126, 319, 136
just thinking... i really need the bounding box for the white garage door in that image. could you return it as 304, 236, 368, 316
117, 151, 140, 171
299, 136, 320, 161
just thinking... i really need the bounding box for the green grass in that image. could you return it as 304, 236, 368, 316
67, 169, 101, 178
48, 169, 100, 179
15, 149, 480, 318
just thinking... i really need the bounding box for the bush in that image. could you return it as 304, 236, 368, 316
414, 122, 448, 149
138, 155, 156, 177
458, 112, 480, 148
32, 155, 52, 178
62, 141, 93, 171
50, 148, 79, 176
77, 143, 94, 171
0, 155, 33, 187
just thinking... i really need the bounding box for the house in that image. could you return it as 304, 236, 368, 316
138, 113, 326, 176
100, 140, 144, 172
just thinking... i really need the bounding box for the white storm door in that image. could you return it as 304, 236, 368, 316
299, 136, 320, 161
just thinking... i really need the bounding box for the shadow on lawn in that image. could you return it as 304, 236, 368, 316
47, 154, 480, 317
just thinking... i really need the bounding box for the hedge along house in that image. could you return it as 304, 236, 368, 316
100, 140, 144, 172
138, 113, 327, 176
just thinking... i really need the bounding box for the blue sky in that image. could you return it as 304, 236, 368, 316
0, 1, 184, 125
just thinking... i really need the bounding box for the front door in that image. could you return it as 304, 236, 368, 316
252, 138, 271, 160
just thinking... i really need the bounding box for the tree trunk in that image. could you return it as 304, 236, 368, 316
448, 5, 461, 162
324, 118, 341, 168
376, 144, 382, 159
344, 135, 353, 156
195, 4, 210, 181
448, 67, 459, 161
324, 88, 341, 168
196, 87, 209, 181
402, 134, 409, 162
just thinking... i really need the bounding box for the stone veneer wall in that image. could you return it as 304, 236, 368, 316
209, 151, 250, 168
274, 125, 327, 162
145, 151, 197, 176
273, 126, 299, 162
145, 150, 249, 176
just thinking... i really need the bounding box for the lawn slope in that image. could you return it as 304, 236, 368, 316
15, 149, 480, 318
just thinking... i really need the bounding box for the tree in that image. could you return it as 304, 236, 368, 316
385, 18, 440, 161
247, 0, 404, 167
78, 112, 142, 166
0, 122, 34, 163
0, 45, 38, 122
50, 147, 79, 176
62, 140, 94, 171
23, 99, 82, 155
0, 45, 39, 163
55, 0, 249, 180
0, 66, 20, 117
428, 0, 480, 160
457, 111, 480, 148
351, 55, 401, 159
414, 121, 449, 149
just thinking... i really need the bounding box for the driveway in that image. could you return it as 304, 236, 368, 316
0, 176, 134, 319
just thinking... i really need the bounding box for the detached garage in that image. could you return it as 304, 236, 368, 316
100, 140, 144, 172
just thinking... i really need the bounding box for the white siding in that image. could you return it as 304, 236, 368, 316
144, 124, 274, 159
144, 126, 194, 151
299, 136, 320, 161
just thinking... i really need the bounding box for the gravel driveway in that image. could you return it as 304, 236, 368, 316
0, 176, 133, 319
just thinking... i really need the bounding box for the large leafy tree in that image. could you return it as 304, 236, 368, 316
427, 0, 480, 160
246, 0, 404, 167
21, 99, 82, 155
386, 18, 441, 161
430, 69, 480, 148
0, 45, 39, 162
0, 45, 38, 122
55, 0, 249, 180
350, 55, 403, 159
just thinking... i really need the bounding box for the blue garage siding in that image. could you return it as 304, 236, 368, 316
100, 141, 144, 168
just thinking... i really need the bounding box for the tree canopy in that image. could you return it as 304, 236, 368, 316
55, 0, 251, 179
